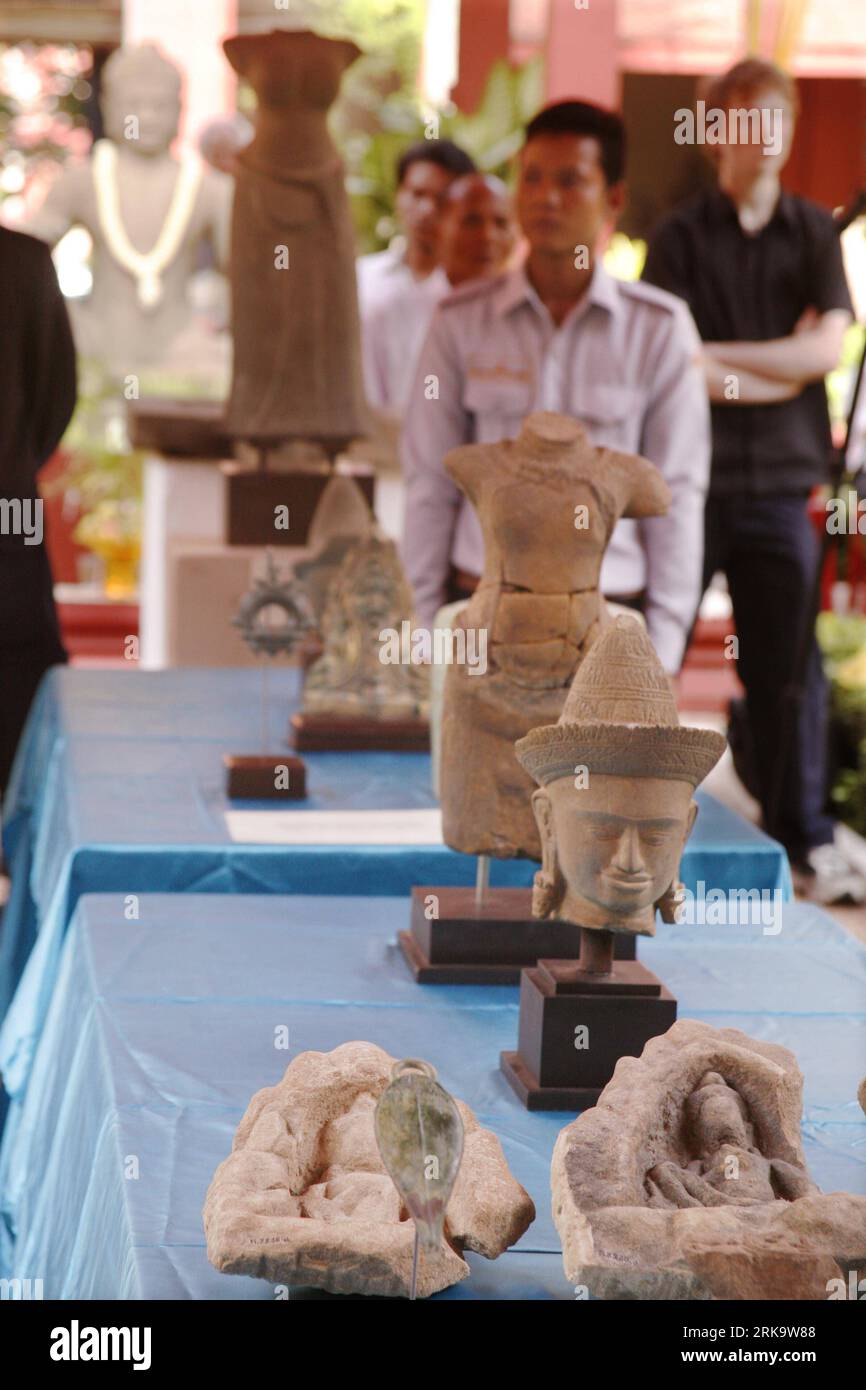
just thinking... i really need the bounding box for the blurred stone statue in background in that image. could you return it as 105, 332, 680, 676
24, 44, 231, 377
222, 29, 369, 449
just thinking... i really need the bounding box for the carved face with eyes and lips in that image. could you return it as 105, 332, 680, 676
533, 773, 698, 935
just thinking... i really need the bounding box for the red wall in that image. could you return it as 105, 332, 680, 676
451, 0, 511, 113
782, 78, 866, 212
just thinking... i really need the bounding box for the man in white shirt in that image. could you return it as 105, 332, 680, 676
364, 172, 516, 416
357, 139, 475, 414
401, 101, 710, 675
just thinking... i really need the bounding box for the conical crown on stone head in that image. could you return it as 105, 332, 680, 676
559, 615, 679, 729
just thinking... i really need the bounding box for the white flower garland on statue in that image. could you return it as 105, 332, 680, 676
92, 139, 203, 310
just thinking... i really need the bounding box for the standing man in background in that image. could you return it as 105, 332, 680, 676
642, 59, 858, 902
0, 226, 77, 793
357, 137, 476, 302
401, 101, 710, 677
437, 173, 516, 291
364, 171, 516, 418
358, 138, 475, 415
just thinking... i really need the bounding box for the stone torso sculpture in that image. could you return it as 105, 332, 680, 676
222, 29, 369, 446
441, 412, 671, 860
24, 45, 230, 374
516, 616, 726, 935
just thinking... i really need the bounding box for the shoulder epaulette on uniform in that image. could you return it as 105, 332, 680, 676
616, 277, 683, 317
437, 271, 511, 311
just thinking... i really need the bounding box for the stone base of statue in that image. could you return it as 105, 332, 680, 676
399, 886, 636, 985
289, 711, 429, 752
129, 397, 234, 458
224, 754, 307, 800
500, 929, 676, 1110
222, 458, 375, 547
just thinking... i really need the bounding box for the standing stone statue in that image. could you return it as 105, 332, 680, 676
222, 29, 369, 447
440, 412, 671, 862
302, 534, 428, 720
24, 44, 231, 373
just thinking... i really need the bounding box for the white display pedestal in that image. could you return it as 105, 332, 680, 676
166, 541, 311, 666
140, 452, 406, 669
139, 454, 226, 668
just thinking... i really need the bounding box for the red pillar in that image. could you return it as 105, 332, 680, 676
451, 0, 511, 113
545, 0, 619, 109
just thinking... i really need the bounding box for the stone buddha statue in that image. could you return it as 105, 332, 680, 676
302, 534, 428, 720
222, 29, 370, 447
25, 44, 231, 375
440, 412, 671, 861
645, 1070, 816, 1208
515, 616, 726, 936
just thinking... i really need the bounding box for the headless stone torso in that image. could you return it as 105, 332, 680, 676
478, 471, 611, 688
223, 29, 369, 444
24, 45, 230, 375
440, 413, 670, 860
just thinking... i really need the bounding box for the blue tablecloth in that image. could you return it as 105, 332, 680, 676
0, 668, 790, 1134
2, 893, 863, 1299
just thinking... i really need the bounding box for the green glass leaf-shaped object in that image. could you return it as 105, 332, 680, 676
374, 1059, 464, 1253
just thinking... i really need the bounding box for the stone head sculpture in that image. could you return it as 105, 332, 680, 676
101, 44, 182, 155
515, 617, 726, 936
684, 1071, 755, 1157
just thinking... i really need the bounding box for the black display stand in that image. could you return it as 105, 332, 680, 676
290, 712, 430, 752
399, 861, 636, 985
224, 754, 307, 800
500, 928, 676, 1109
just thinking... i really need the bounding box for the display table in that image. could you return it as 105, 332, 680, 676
2, 893, 863, 1298
0, 668, 792, 1135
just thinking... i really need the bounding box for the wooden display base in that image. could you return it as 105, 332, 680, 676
290, 712, 430, 752
128, 396, 234, 457
500, 931, 676, 1110
399, 885, 636, 985
224, 754, 306, 800
499, 1051, 604, 1111
222, 462, 375, 546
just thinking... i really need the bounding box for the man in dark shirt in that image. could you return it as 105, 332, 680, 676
0, 227, 77, 792
643, 59, 857, 901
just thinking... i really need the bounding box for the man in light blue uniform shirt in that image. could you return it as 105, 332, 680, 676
357, 139, 475, 416
401, 101, 710, 675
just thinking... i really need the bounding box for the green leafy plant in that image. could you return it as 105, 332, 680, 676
0, 42, 93, 215
827, 319, 866, 429
344, 55, 545, 253
817, 611, 866, 831
43, 360, 143, 545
